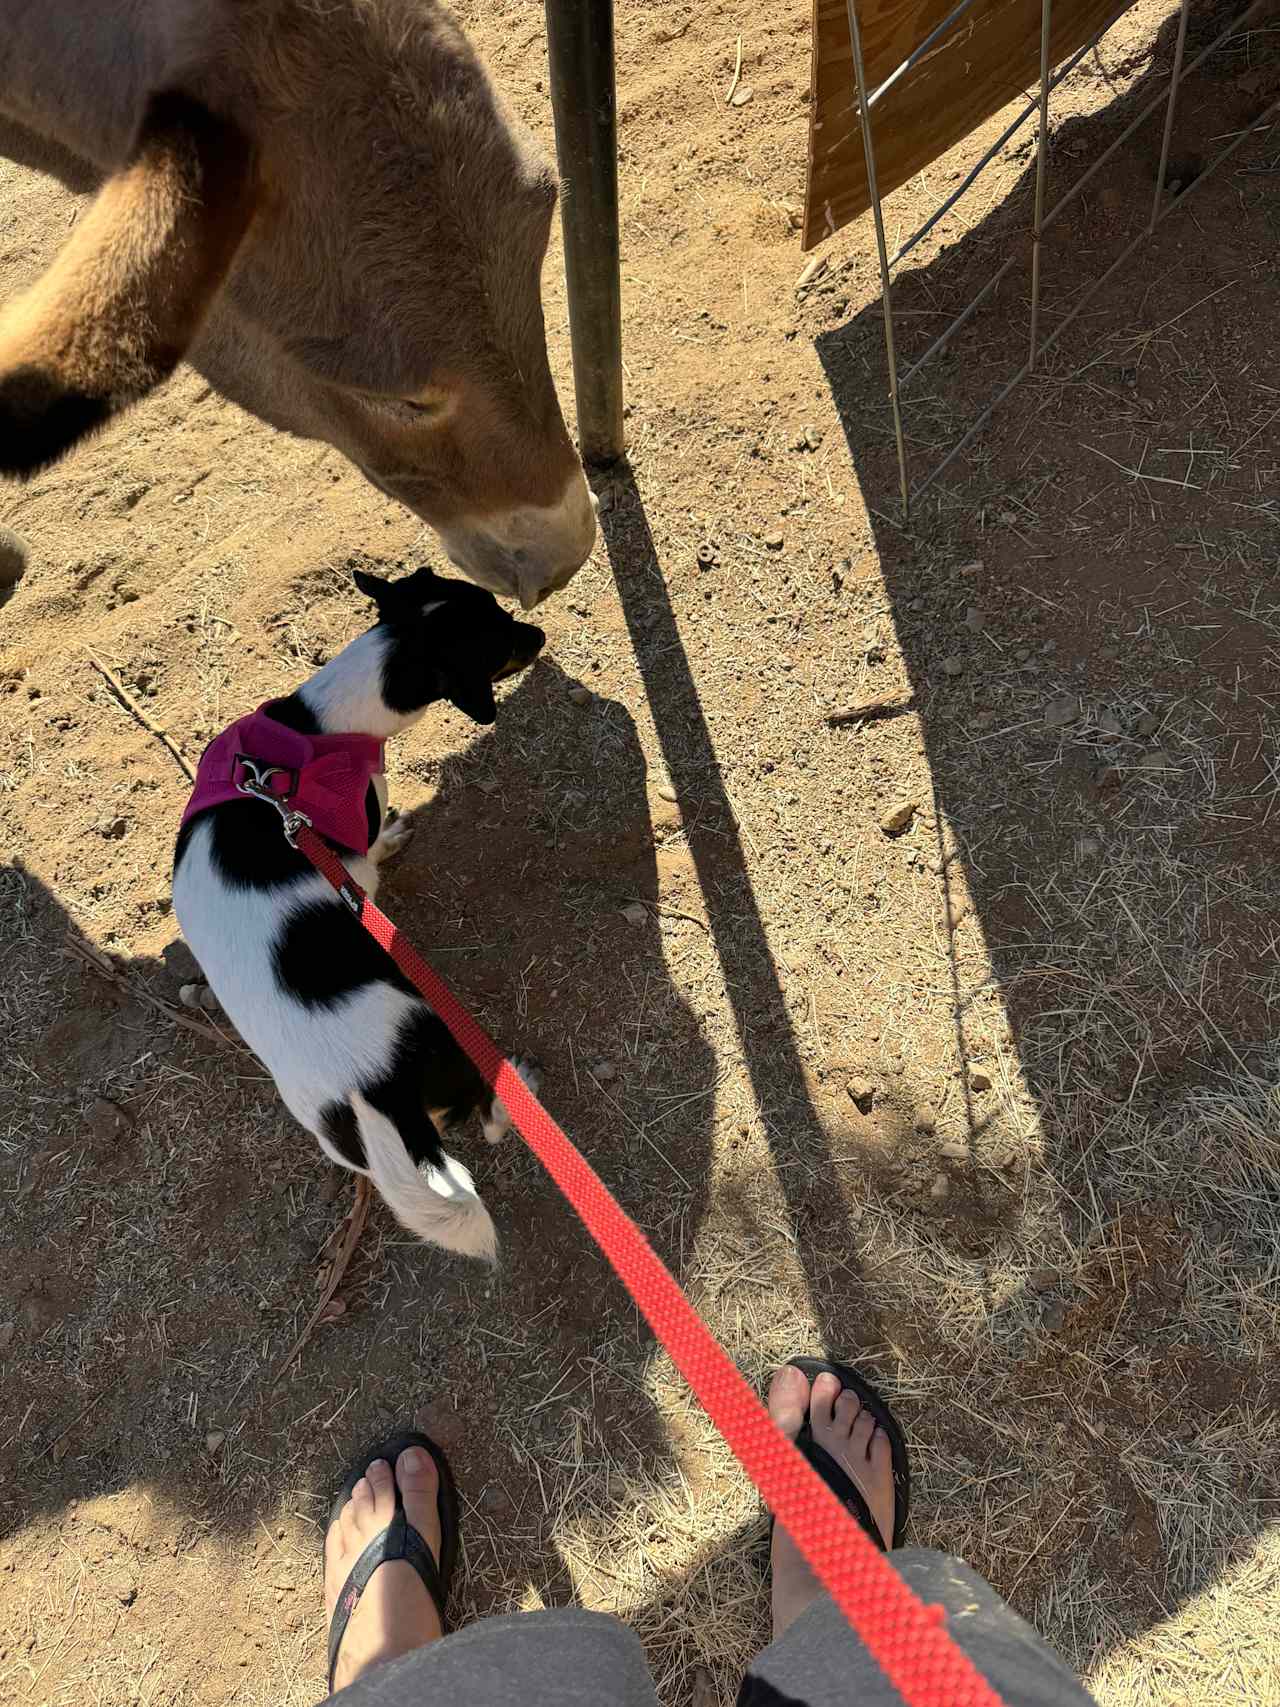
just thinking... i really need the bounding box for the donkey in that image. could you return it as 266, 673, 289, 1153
0, 0, 596, 608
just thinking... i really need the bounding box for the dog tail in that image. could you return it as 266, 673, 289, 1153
350, 1091, 497, 1262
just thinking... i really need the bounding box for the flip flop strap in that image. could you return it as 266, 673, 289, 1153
327, 1510, 447, 1692
796, 1432, 887, 1553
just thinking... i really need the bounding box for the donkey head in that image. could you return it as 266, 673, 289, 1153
0, 3, 597, 608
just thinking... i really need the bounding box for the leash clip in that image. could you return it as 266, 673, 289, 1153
234, 755, 313, 848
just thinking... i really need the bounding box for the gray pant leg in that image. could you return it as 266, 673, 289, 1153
325, 1608, 658, 1707
740, 1551, 1097, 1706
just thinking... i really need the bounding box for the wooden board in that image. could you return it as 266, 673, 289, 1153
804, 0, 1125, 248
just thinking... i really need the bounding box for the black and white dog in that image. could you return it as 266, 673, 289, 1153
172, 567, 545, 1261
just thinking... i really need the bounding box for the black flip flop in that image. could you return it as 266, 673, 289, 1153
780, 1357, 910, 1551
325, 1428, 460, 1693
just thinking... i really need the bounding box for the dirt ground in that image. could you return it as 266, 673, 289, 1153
3, 0, 1280, 1702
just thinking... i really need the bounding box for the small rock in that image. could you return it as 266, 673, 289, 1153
1076, 836, 1100, 858
97, 815, 128, 840
591, 1061, 617, 1081
1138, 749, 1171, 770
480, 1485, 506, 1514
1044, 695, 1078, 731
620, 902, 648, 927
763, 530, 785, 550
940, 655, 964, 678
1134, 710, 1160, 738
964, 607, 984, 632
969, 1068, 992, 1093
1041, 1300, 1067, 1333
109, 1572, 138, 1608
594, 485, 615, 515
0, 1321, 14, 1356
1095, 764, 1123, 791
205, 1430, 226, 1456
847, 1077, 875, 1112
880, 801, 917, 836
929, 1173, 951, 1201
972, 710, 996, 732
1015, 646, 1032, 662
1096, 708, 1122, 737
178, 983, 207, 1010
730, 84, 754, 106
568, 685, 592, 707
656, 783, 677, 803
939, 1141, 968, 1161
0, 526, 27, 589
947, 899, 969, 931
795, 255, 828, 294
197, 986, 220, 1013
913, 1104, 937, 1135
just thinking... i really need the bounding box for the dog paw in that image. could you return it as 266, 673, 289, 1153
513, 1055, 542, 1096
482, 1056, 542, 1144
373, 809, 415, 861
178, 981, 220, 1014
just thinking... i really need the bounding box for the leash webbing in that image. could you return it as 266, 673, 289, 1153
295, 823, 1005, 1707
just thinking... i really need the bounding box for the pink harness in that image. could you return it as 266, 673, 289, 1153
180, 705, 385, 856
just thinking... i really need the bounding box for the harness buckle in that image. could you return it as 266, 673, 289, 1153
234, 755, 313, 848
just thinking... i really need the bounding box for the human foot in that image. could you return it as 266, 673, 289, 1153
766, 1365, 897, 1640
324, 1448, 444, 1693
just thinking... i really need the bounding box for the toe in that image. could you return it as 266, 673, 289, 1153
397, 1447, 442, 1555
833, 1388, 863, 1440
343, 1473, 376, 1548
767, 1365, 811, 1440
810, 1371, 841, 1432
365, 1457, 397, 1529
869, 1423, 893, 1483
849, 1405, 877, 1459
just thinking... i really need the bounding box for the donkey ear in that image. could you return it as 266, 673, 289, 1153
442, 665, 497, 726
0, 92, 257, 477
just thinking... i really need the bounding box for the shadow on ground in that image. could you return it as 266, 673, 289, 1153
794, 0, 1280, 1673
0, 661, 726, 1628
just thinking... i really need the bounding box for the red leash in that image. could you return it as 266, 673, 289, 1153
292, 822, 1004, 1707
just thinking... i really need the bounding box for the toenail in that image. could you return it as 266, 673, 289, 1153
401, 1448, 425, 1471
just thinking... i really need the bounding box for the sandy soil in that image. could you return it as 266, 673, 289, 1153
3, 1, 1280, 1702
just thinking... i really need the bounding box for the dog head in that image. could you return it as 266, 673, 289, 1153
353, 565, 545, 725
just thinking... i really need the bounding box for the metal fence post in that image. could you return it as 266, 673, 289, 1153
544, 0, 626, 467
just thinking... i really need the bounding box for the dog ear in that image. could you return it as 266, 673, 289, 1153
442, 665, 497, 726
403, 566, 444, 594
0, 93, 258, 477
353, 568, 393, 610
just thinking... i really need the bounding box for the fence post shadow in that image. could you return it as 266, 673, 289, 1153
600, 465, 901, 1360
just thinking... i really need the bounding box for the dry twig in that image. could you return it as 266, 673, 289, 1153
275, 1176, 373, 1381
725, 34, 743, 104
87, 650, 195, 782
65, 929, 244, 1050
826, 691, 916, 725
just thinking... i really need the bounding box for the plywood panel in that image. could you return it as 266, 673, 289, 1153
804, 0, 1125, 247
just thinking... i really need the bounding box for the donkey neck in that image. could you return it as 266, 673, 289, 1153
0, 3, 208, 172
289, 627, 432, 740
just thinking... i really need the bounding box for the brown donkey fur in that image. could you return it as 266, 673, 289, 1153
0, 2, 595, 606
0, 93, 257, 475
